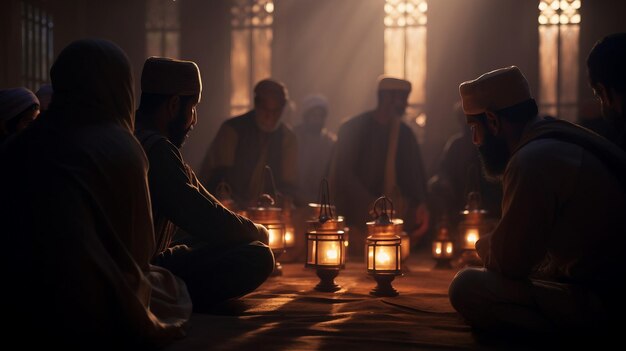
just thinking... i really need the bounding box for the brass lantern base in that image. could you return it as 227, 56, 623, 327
314, 269, 341, 292
370, 274, 398, 297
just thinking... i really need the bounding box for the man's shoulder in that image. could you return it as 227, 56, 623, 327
224, 110, 254, 128
338, 110, 373, 134
510, 138, 581, 173
135, 129, 180, 159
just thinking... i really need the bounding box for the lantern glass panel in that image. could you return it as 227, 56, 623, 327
305, 224, 344, 269
266, 223, 286, 250
284, 224, 295, 248
366, 236, 401, 272
463, 227, 479, 250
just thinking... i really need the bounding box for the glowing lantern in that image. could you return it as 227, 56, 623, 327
247, 166, 286, 276
457, 191, 496, 266
431, 216, 454, 268
283, 200, 296, 249
305, 179, 345, 292
366, 196, 402, 297
307, 202, 349, 251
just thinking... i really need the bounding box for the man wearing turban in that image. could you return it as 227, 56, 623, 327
449, 66, 626, 334
199, 79, 298, 208
135, 57, 274, 312
330, 76, 430, 258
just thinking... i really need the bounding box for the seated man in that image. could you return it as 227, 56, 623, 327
135, 57, 274, 312
448, 66, 626, 335
200, 79, 298, 208
330, 76, 429, 257
1, 39, 190, 348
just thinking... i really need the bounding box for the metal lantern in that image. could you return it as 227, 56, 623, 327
457, 191, 496, 266
283, 200, 296, 249
366, 196, 402, 297
247, 166, 286, 276
305, 179, 345, 292
432, 216, 454, 269
307, 202, 349, 251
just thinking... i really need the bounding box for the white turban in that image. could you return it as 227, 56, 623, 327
0, 87, 39, 122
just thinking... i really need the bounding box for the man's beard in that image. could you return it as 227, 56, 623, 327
477, 131, 510, 182
168, 111, 191, 148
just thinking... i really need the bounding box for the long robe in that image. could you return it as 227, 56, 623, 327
476, 118, 626, 310
135, 128, 264, 254
0, 39, 190, 348
331, 111, 428, 254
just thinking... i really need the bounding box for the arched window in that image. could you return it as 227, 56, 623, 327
146, 0, 180, 59
21, 0, 53, 91
538, 0, 581, 121
384, 0, 428, 141
230, 0, 274, 116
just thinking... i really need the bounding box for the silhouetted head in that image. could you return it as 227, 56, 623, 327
587, 32, 626, 125
0, 87, 39, 138
254, 79, 288, 132
300, 94, 329, 134
460, 66, 537, 180
49, 39, 134, 130
376, 76, 411, 119
137, 56, 202, 148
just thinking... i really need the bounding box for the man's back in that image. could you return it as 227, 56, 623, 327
486, 120, 626, 287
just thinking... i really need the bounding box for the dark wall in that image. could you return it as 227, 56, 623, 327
0, 0, 21, 88
51, 0, 146, 101
273, 0, 384, 132
179, 0, 231, 170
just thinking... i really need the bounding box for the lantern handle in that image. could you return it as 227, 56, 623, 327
259, 165, 279, 204
372, 196, 394, 221
317, 178, 334, 222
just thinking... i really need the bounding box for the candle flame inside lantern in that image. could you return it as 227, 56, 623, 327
466, 229, 479, 248
434, 242, 442, 255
